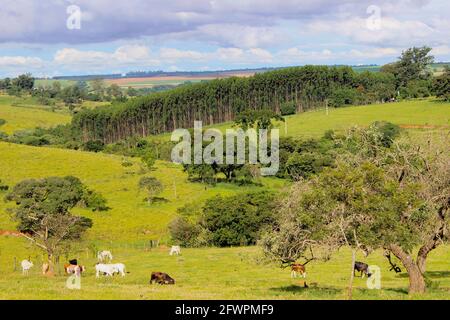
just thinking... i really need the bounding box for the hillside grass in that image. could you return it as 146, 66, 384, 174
0, 142, 285, 241
0, 95, 71, 134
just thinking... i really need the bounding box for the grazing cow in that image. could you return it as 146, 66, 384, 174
64, 263, 86, 275
169, 246, 181, 256
95, 263, 127, 278
21, 259, 33, 275
150, 272, 175, 285
291, 263, 307, 279
354, 261, 372, 278
97, 250, 113, 262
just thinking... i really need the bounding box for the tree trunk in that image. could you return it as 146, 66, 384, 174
388, 244, 426, 294
348, 249, 356, 300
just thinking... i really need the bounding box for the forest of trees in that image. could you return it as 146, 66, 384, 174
72, 65, 397, 143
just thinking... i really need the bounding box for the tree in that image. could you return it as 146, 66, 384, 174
138, 177, 163, 204
141, 149, 157, 171
91, 78, 106, 97
263, 129, 449, 295
433, 66, 450, 101
107, 84, 123, 100
382, 46, 434, 89
234, 109, 284, 130
83, 140, 105, 152
4, 177, 103, 272
13, 74, 35, 92
202, 191, 276, 246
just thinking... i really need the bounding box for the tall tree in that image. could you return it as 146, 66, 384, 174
263, 128, 449, 295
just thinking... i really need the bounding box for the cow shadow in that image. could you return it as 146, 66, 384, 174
270, 284, 341, 296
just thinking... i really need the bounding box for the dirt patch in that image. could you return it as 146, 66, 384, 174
0, 230, 23, 237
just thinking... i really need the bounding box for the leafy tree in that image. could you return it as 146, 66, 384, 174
13, 74, 34, 91
141, 149, 157, 170
433, 66, 450, 101
201, 191, 277, 246
138, 177, 163, 204
382, 46, 434, 89
263, 130, 449, 295
91, 78, 106, 97
234, 109, 284, 130
4, 177, 104, 271
83, 140, 105, 152
280, 101, 296, 116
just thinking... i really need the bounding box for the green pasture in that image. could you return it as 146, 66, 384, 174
0, 95, 71, 134
0, 239, 448, 300
0, 95, 449, 299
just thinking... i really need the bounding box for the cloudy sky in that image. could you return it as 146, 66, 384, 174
0, 0, 449, 77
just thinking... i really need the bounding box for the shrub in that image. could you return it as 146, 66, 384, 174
0, 119, 6, 126
280, 101, 296, 116
201, 191, 277, 247
83, 140, 105, 152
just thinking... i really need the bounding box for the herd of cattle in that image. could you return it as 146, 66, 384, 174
20, 246, 181, 285
20, 245, 373, 286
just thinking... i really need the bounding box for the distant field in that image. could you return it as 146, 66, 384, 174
106, 73, 254, 88
0, 95, 71, 134
34, 79, 76, 88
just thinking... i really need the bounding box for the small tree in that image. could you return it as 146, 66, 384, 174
138, 177, 163, 204
141, 149, 157, 171
4, 176, 103, 272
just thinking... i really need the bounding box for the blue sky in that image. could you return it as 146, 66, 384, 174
0, 0, 449, 77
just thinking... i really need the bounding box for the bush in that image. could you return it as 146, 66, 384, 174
201, 191, 277, 247
0, 119, 6, 126
371, 121, 401, 148
168, 217, 202, 247
329, 87, 357, 107
83, 140, 105, 152
280, 101, 296, 116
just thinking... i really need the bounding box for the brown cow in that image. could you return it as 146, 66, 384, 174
291, 263, 307, 279
150, 272, 175, 285
64, 264, 85, 275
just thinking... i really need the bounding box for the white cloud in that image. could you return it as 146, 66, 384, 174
307, 17, 437, 47
0, 56, 44, 68
54, 45, 160, 70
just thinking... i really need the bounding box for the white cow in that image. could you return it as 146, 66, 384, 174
169, 246, 181, 256
95, 263, 126, 278
21, 259, 33, 275
97, 250, 113, 262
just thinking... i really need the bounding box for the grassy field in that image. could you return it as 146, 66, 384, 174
0, 240, 448, 300
0, 96, 449, 300
0, 95, 71, 134
153, 99, 450, 141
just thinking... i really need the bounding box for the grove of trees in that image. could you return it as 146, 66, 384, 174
72, 65, 398, 143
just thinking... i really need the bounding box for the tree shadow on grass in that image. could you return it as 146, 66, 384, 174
270, 284, 341, 297
424, 271, 450, 279
396, 271, 450, 279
